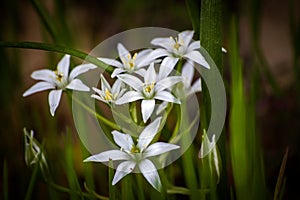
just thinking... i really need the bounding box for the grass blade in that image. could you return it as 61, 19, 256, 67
30, 0, 59, 42
274, 148, 289, 200
0, 41, 112, 72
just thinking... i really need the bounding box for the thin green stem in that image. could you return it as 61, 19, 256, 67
48, 182, 109, 200
70, 93, 120, 131
0, 41, 112, 72
109, 160, 117, 200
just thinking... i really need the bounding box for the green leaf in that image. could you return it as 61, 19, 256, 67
0, 41, 112, 72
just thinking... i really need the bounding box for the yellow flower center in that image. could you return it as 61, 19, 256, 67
104, 89, 113, 101
144, 83, 155, 94
171, 36, 184, 51
122, 52, 138, 70
130, 146, 140, 154
54, 70, 64, 82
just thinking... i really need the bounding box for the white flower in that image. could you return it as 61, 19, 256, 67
91, 74, 126, 105
141, 30, 210, 70
98, 43, 154, 78
23, 54, 96, 116
84, 117, 180, 191
115, 63, 181, 122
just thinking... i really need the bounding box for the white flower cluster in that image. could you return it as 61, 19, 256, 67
23, 30, 209, 191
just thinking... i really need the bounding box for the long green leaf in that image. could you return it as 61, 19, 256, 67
0, 41, 112, 72
199, 0, 223, 199
30, 0, 59, 42
274, 148, 289, 200
229, 16, 249, 200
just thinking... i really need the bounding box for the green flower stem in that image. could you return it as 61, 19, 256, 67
0, 41, 113, 73
109, 160, 117, 200
48, 182, 109, 200
70, 93, 120, 131
180, 99, 198, 200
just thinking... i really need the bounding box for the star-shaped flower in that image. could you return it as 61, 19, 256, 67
115, 63, 182, 122
23, 54, 96, 116
84, 117, 180, 191
98, 43, 154, 78
91, 74, 126, 105
140, 30, 210, 70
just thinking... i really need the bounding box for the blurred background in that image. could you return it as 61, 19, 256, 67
0, 0, 299, 199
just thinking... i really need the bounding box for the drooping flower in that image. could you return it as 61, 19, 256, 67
24, 128, 49, 179
140, 30, 210, 70
84, 117, 180, 191
115, 63, 181, 122
91, 74, 126, 105
23, 54, 96, 116
199, 131, 221, 183
98, 43, 154, 78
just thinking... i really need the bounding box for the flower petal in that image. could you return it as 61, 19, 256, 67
151, 37, 173, 50
111, 79, 123, 94
156, 101, 169, 115
155, 91, 180, 104
91, 94, 106, 103
190, 78, 202, 93
184, 51, 210, 69
83, 150, 128, 162
115, 91, 143, 105
100, 74, 112, 91
66, 79, 90, 91
139, 48, 170, 67
23, 82, 55, 97
181, 61, 195, 87
137, 117, 161, 150
144, 63, 156, 84
111, 68, 125, 78
117, 74, 143, 91
98, 57, 123, 68
136, 49, 153, 67
48, 89, 62, 116
31, 69, 55, 83
179, 30, 194, 46
57, 54, 70, 78
117, 43, 129, 59
141, 99, 155, 123
138, 159, 162, 192
135, 68, 146, 77
112, 161, 136, 185
156, 76, 182, 92
158, 57, 179, 80
112, 131, 134, 151
144, 142, 180, 158
187, 41, 200, 52
69, 63, 97, 80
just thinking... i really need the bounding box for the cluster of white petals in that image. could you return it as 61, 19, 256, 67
23, 30, 211, 191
